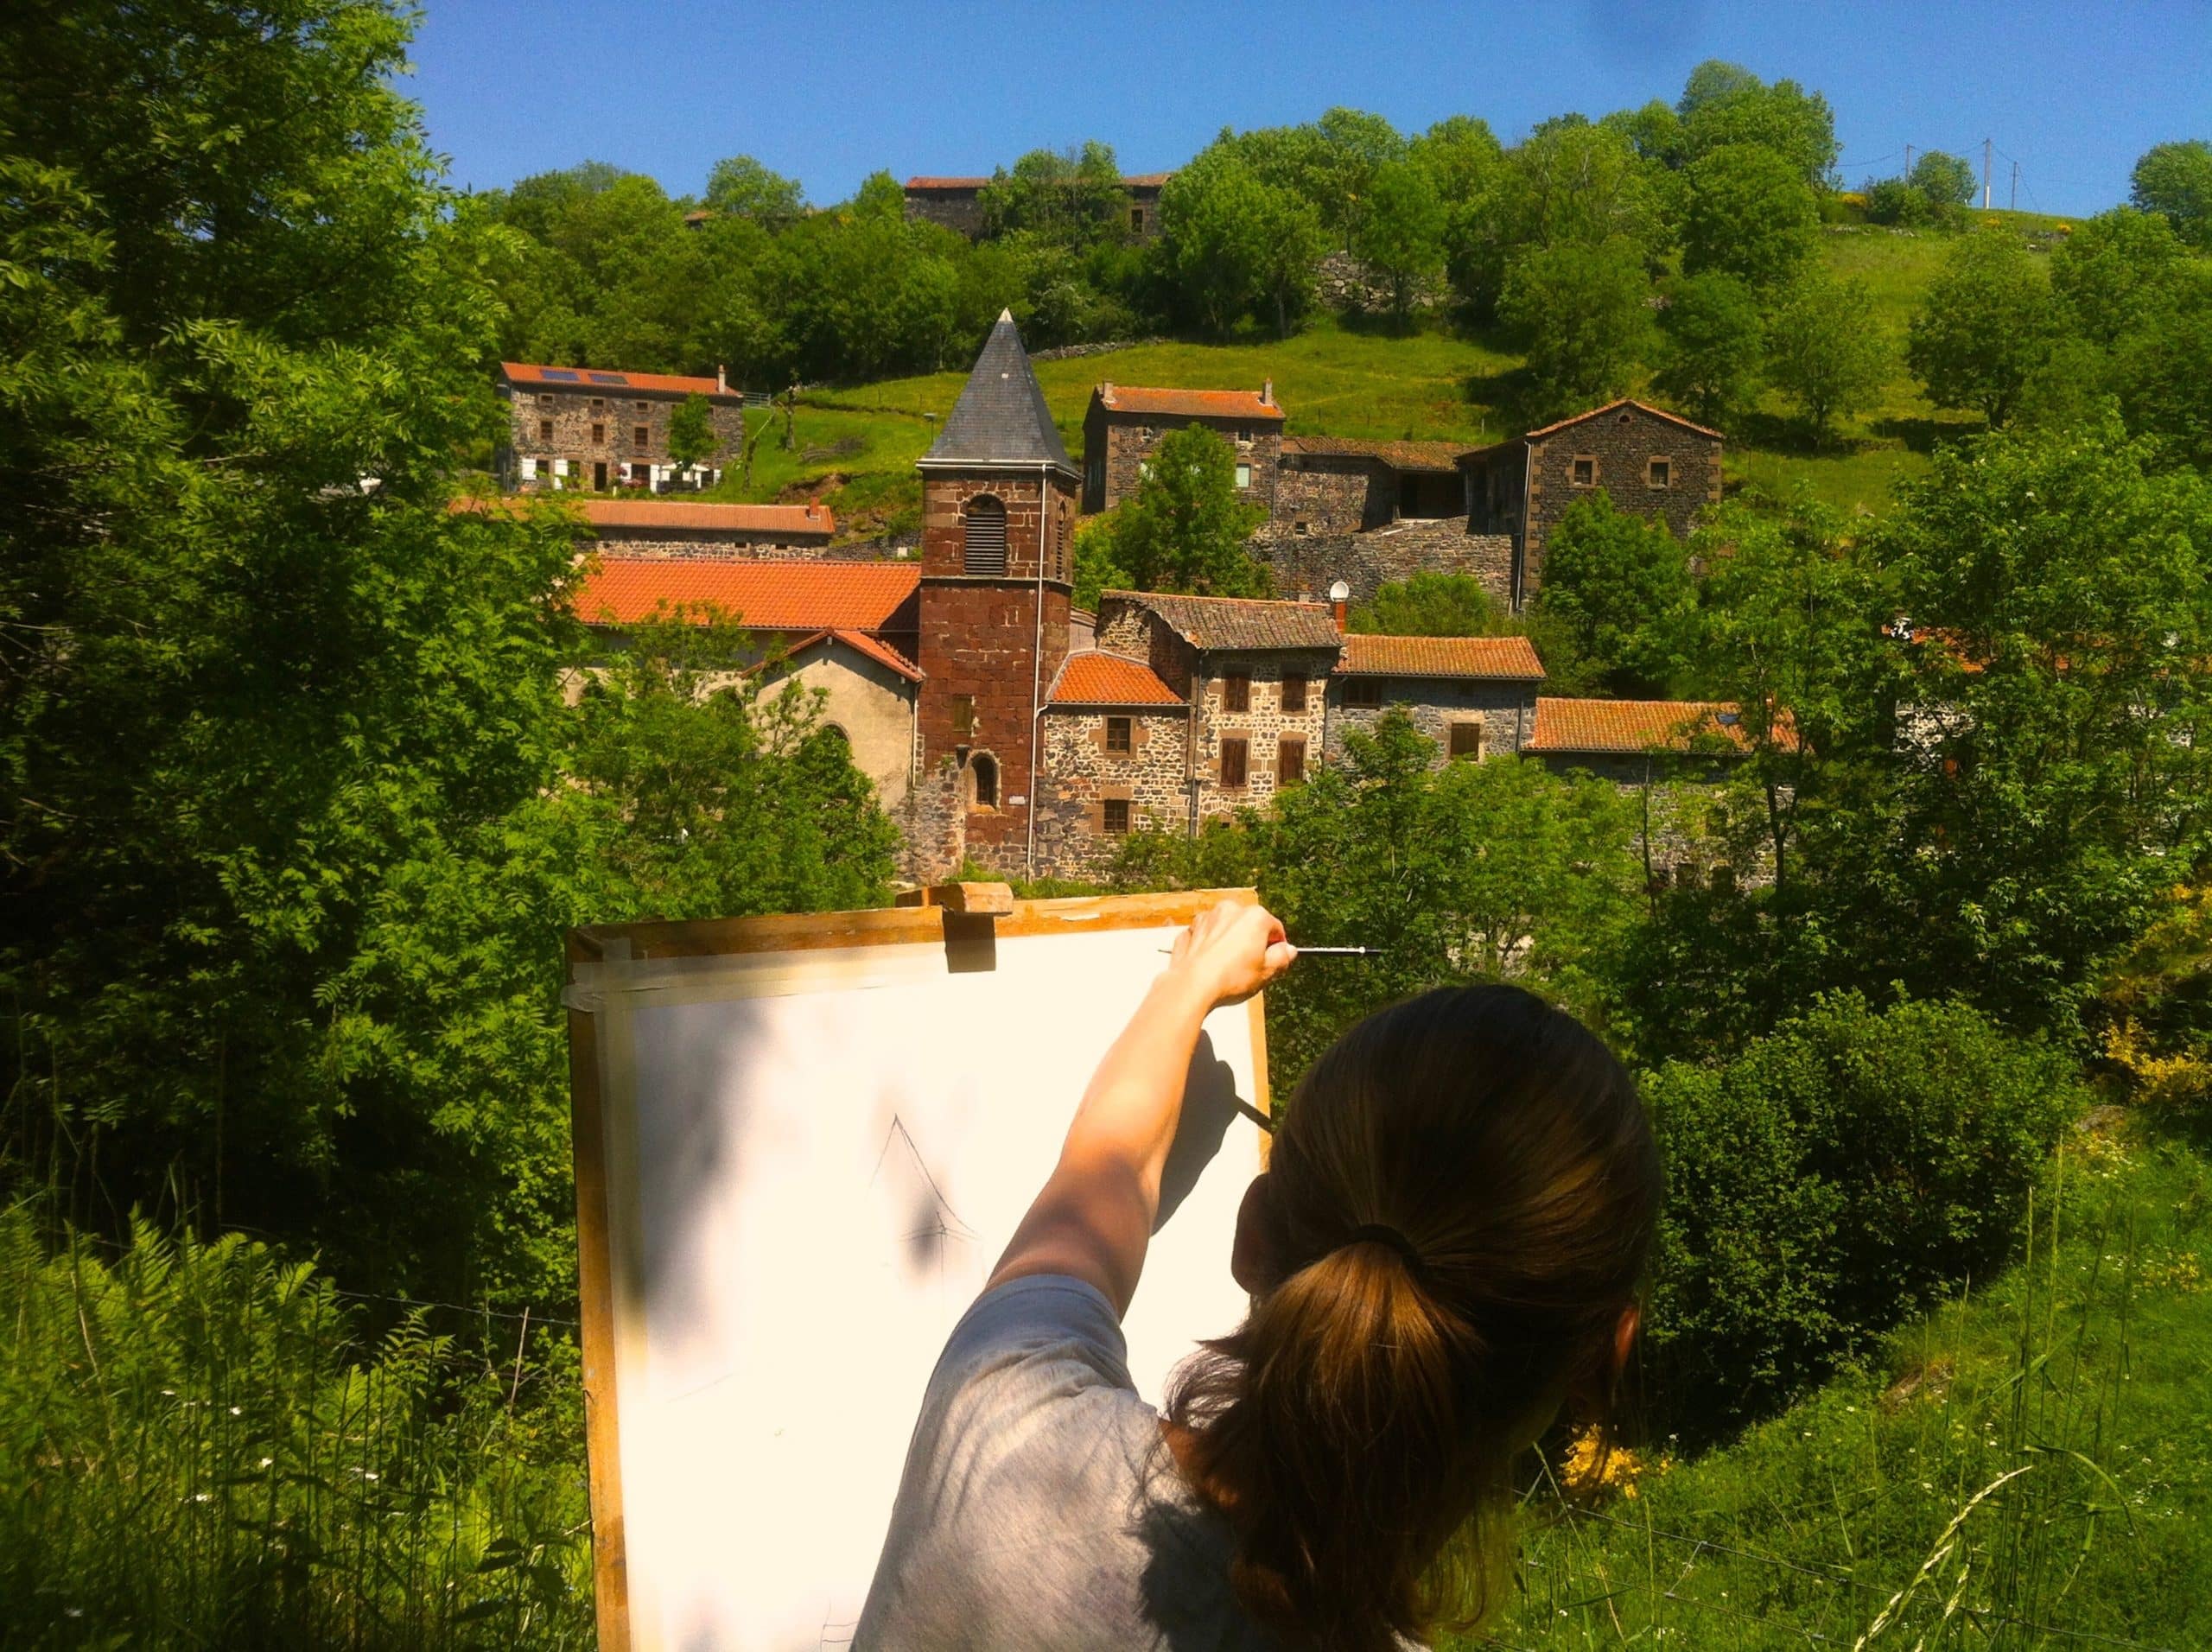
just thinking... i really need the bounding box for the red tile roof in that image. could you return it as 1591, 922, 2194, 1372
1094, 385, 1284, 421
1104, 591, 1342, 652
1336, 634, 1546, 680
1282, 435, 1475, 472
453, 497, 834, 537
1527, 697, 1791, 755
502, 362, 740, 400
572, 560, 919, 633
1048, 651, 1185, 706
1522, 398, 1725, 442
760, 629, 924, 683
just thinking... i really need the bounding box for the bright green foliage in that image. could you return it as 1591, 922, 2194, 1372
1452, 120, 1664, 318
977, 142, 1131, 250
1071, 513, 1132, 610
1351, 158, 1447, 320
2048, 206, 2188, 345
667, 391, 720, 471
1304, 106, 1411, 246
2129, 137, 2212, 248
1675, 60, 1841, 187
1093, 424, 1268, 596
1680, 143, 1820, 289
1764, 270, 1889, 444
1643, 993, 2087, 1436
1154, 147, 1324, 339
1347, 572, 1506, 638
1500, 237, 1654, 417
1654, 270, 1764, 427
1532, 494, 1696, 698
0, 1206, 594, 1645
1408, 115, 1504, 203
2097, 882, 2212, 1114
1908, 148, 1977, 208
1875, 418, 2212, 1034
2110, 258, 2212, 471
704, 153, 804, 220
1906, 230, 2056, 425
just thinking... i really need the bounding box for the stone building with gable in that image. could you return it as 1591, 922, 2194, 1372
498, 362, 747, 493
1460, 399, 1725, 609
903, 173, 1173, 240
1081, 384, 1285, 515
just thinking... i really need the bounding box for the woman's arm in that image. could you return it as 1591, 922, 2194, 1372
984, 899, 1294, 1318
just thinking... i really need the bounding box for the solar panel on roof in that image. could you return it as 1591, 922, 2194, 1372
540, 369, 581, 381
588, 372, 628, 385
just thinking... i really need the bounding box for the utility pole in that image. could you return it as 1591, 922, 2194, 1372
2011, 159, 2018, 212
1982, 138, 1992, 210
1904, 143, 1913, 181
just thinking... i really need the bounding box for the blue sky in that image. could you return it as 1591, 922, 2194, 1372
408, 0, 2210, 219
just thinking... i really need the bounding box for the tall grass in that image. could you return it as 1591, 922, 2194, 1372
0, 1206, 594, 1649
1471, 1118, 2212, 1649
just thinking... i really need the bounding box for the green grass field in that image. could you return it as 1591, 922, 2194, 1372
1466, 1107, 2212, 1651
712, 209, 2075, 539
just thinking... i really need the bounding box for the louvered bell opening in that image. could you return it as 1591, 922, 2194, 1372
963, 499, 1008, 575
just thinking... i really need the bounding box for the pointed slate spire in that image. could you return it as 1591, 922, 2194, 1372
921, 308, 1074, 472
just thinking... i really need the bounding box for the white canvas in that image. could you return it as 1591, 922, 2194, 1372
582, 919, 1266, 1651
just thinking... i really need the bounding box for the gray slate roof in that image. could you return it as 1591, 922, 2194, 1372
1105, 590, 1344, 653
922, 310, 1075, 473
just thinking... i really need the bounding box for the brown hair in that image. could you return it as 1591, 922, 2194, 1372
1165, 984, 1660, 1650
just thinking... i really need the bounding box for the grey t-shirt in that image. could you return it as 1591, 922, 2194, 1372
855, 1274, 1283, 1652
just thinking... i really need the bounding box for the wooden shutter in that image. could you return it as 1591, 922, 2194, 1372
1449, 721, 1483, 760
1280, 674, 1306, 713
1220, 737, 1249, 788
1277, 737, 1306, 785
963, 499, 1007, 575
1224, 672, 1250, 713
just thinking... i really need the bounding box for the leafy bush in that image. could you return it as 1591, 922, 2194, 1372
0, 1206, 592, 1648
1643, 993, 2087, 1437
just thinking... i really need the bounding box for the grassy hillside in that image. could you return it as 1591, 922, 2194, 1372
718, 209, 2075, 541
1465, 1109, 2212, 1651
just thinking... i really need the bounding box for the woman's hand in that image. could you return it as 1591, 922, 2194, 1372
1164, 899, 1295, 1010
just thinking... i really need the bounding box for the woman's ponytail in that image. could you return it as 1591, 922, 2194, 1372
1165, 984, 1660, 1651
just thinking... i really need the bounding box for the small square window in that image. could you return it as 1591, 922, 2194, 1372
1103, 797, 1131, 835
1449, 721, 1484, 760
1235, 463, 1253, 489
1571, 455, 1597, 487
537, 393, 555, 409
1281, 674, 1306, 714
633, 425, 651, 448
1344, 678, 1383, 709
1104, 715, 1132, 753
1223, 671, 1250, 714
1277, 737, 1306, 786
590, 397, 605, 414
1219, 737, 1249, 789
1236, 427, 1253, 446
634, 401, 650, 413
1648, 456, 1671, 488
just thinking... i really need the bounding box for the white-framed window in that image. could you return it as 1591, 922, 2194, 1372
1235, 463, 1253, 489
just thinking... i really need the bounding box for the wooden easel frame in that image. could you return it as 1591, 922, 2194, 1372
565, 889, 1269, 1650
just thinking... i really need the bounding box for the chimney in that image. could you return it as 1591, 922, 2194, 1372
1332, 597, 1348, 632
1102, 380, 1114, 403
1262, 378, 1274, 406
716, 363, 728, 394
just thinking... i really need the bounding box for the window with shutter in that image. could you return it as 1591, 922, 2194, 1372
1220, 738, 1249, 788
633, 424, 651, 448
1223, 672, 1250, 714
1277, 737, 1306, 786
951, 695, 976, 739
538, 419, 553, 443
963, 496, 1007, 575
1281, 674, 1306, 713
1344, 678, 1383, 709
1449, 721, 1483, 760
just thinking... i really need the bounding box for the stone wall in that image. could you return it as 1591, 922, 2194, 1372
1251, 521, 1518, 609
1094, 601, 1198, 701
501, 384, 745, 492
894, 757, 968, 884
1084, 411, 1281, 517
1325, 680, 1538, 764
1523, 408, 1722, 598
582, 529, 838, 561
1033, 707, 1192, 879
1269, 452, 1388, 535
902, 189, 986, 238
1188, 650, 1339, 823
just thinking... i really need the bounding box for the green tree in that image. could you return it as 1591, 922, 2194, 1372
1875, 417, 2212, 1032
1448, 119, 1663, 318
704, 154, 804, 221
1306, 107, 1408, 247
1071, 513, 1132, 610
1347, 572, 1506, 637
1532, 493, 1696, 697
1099, 424, 1268, 595
1351, 157, 1446, 321
667, 392, 720, 474
1154, 148, 1320, 339
1408, 114, 1504, 205
1655, 271, 1764, 428
1765, 270, 1887, 446
1675, 60, 1840, 187
2112, 258, 2212, 470
1680, 143, 1820, 289
1906, 230, 2056, 426
2129, 138, 2212, 248
977, 142, 1130, 250
1499, 236, 1654, 416
1908, 149, 1976, 208
2048, 206, 2188, 346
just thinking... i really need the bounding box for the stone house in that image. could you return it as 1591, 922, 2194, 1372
1081, 384, 1285, 515
1459, 400, 1725, 609
1035, 652, 1191, 880
1327, 634, 1546, 762
497, 362, 747, 494
1271, 435, 1471, 534
454, 497, 836, 559
902, 173, 1172, 240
